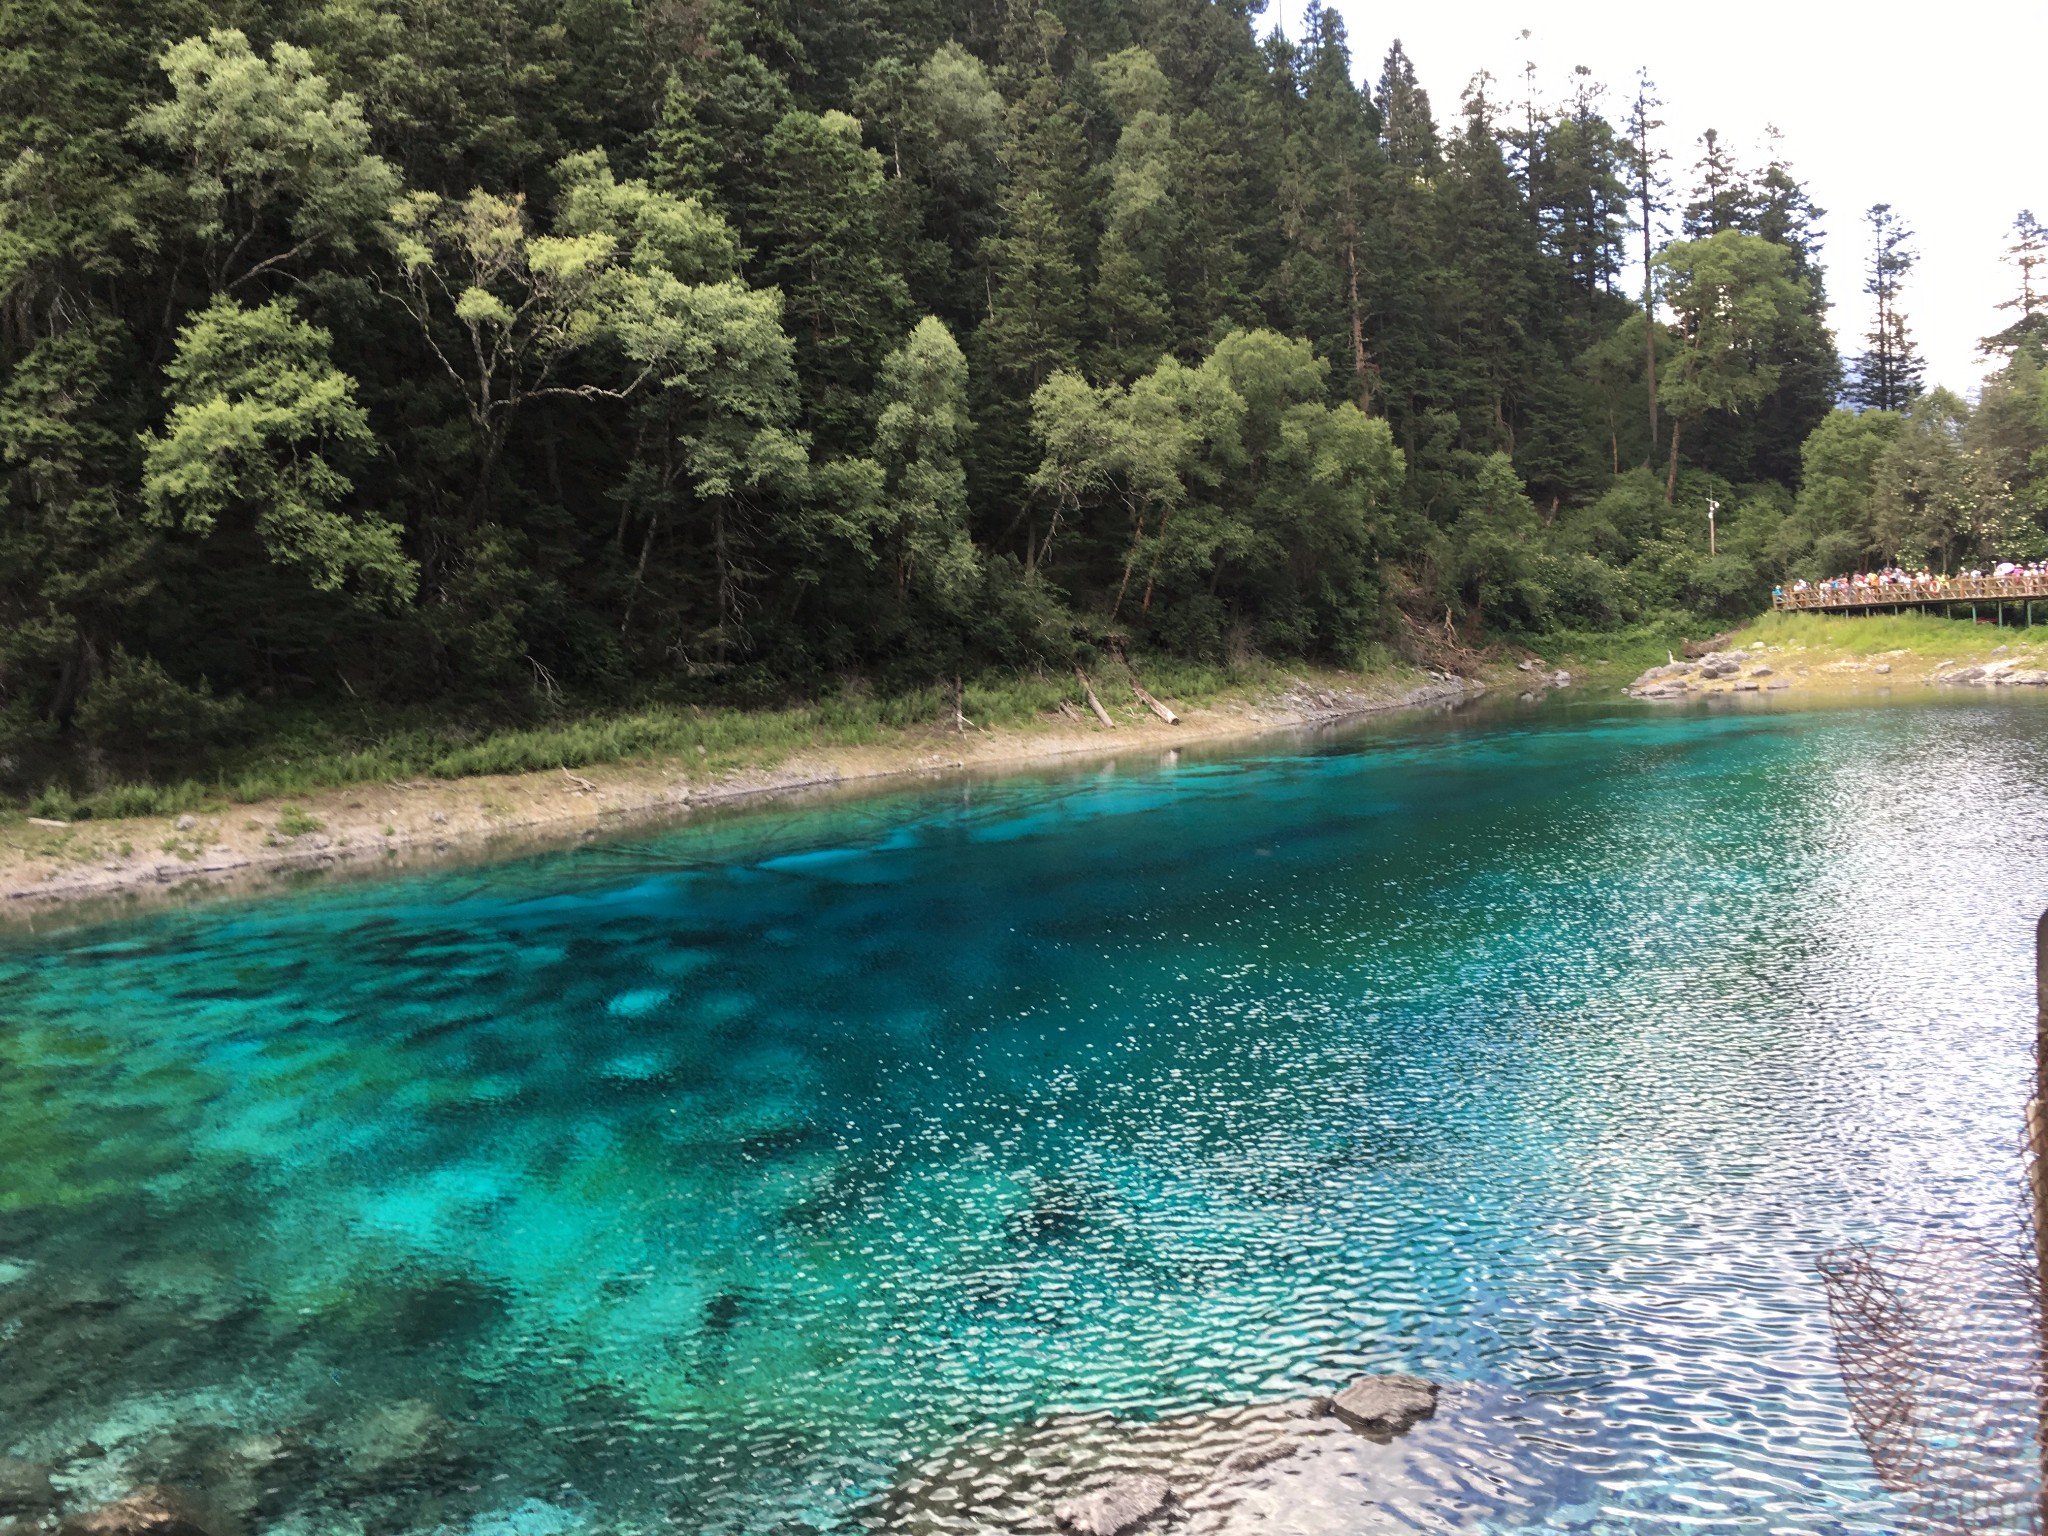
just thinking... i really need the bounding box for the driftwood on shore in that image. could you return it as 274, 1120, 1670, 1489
1129, 681, 1178, 725
1075, 668, 1116, 728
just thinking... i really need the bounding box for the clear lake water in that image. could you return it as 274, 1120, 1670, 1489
3, 694, 2045, 1534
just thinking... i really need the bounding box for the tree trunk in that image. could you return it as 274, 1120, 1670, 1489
1141, 506, 1173, 613
1130, 680, 1178, 724
1642, 185, 1659, 462
1665, 416, 1682, 504
1110, 506, 1145, 623
1345, 228, 1376, 413
1643, 318, 1659, 466
1075, 668, 1114, 728
621, 507, 661, 637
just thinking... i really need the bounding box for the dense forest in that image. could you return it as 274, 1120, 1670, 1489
5, 0, 2048, 795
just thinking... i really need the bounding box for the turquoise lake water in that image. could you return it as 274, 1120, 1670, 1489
3, 697, 2045, 1535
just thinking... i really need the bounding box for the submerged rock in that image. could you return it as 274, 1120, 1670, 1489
197, 1434, 316, 1524
1051, 1473, 1172, 1535
337, 1400, 455, 1484
1323, 1374, 1439, 1437
0, 1461, 58, 1515
1214, 1439, 1297, 1476
58, 1488, 213, 1536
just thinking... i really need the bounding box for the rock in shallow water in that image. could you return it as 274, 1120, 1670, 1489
0, 1461, 58, 1515
1214, 1439, 1297, 1476
1324, 1374, 1439, 1437
337, 1399, 456, 1485
57, 1487, 213, 1536
1051, 1473, 1173, 1535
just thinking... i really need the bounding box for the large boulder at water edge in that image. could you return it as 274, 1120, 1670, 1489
1051, 1473, 1173, 1535
1323, 1374, 1438, 1437
0, 1462, 58, 1515
57, 1488, 214, 1536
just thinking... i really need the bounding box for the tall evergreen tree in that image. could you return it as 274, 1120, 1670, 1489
1375, 40, 1436, 173
1982, 210, 2048, 358
1623, 70, 1668, 464
1846, 203, 1927, 412
1682, 127, 1755, 237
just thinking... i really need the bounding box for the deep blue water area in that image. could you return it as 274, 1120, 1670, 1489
3, 698, 2046, 1535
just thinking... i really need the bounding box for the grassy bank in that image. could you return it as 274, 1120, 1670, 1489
7, 657, 1278, 826
1737, 608, 2048, 659
1, 656, 1496, 910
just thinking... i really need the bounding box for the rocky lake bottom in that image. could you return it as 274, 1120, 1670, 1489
3, 695, 2045, 1534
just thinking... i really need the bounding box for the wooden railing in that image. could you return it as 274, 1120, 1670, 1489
1775, 574, 2048, 612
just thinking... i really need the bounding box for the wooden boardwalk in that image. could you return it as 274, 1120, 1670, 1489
1775, 573, 2048, 618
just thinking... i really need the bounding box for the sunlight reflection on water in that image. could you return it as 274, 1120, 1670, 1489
1, 696, 2045, 1535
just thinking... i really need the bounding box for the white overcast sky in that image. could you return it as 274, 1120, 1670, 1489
1283, 0, 2048, 395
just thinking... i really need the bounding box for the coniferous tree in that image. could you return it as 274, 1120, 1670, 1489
1682, 128, 1755, 237
1375, 40, 1436, 173
1623, 70, 1668, 464
1982, 211, 2048, 358
1846, 203, 1927, 412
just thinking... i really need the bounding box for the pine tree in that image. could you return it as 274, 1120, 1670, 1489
752, 110, 910, 444
1435, 85, 1542, 457
1682, 128, 1755, 237
1846, 203, 1927, 413
1375, 40, 1436, 174
1623, 70, 1668, 464
1271, 3, 1383, 411
1534, 69, 1630, 312
1982, 211, 2048, 358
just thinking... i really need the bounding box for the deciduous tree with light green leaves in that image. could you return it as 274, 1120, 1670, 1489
133, 29, 398, 292
141, 295, 415, 605
383, 151, 742, 521
1652, 230, 1805, 502
871, 317, 977, 608
1870, 388, 1972, 571
1793, 408, 1902, 572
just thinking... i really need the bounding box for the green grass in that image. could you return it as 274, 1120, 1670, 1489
1539, 613, 1717, 678
275, 805, 325, 838
3, 656, 1291, 825
1738, 609, 2048, 658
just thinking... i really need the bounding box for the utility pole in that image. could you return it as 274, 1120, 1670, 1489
1706, 497, 1719, 556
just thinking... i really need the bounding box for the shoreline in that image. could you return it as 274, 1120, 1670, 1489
0, 669, 1491, 918
1628, 614, 2048, 701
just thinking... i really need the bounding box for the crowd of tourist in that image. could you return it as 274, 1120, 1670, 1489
1776, 562, 2048, 606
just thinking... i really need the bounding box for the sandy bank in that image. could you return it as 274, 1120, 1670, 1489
1627, 618, 2048, 702
0, 669, 1491, 915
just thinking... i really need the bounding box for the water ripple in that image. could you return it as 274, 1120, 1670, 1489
1, 697, 2045, 1534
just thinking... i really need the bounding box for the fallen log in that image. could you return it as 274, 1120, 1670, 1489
1075, 668, 1115, 728
1129, 680, 1178, 725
